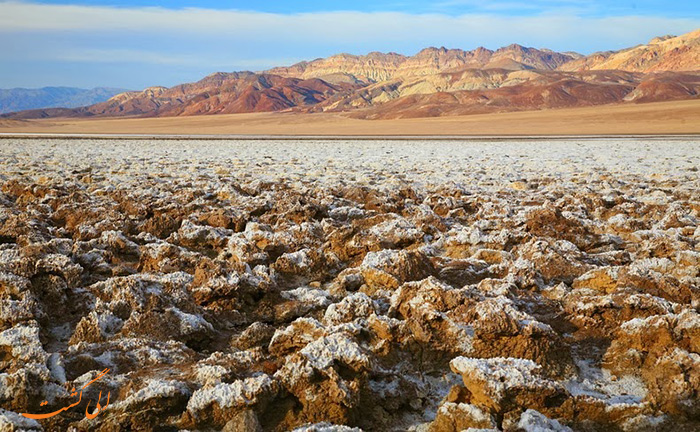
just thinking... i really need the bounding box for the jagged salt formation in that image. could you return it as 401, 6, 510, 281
0, 138, 697, 431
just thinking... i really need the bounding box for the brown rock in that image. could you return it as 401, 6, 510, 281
450, 357, 569, 416
360, 249, 434, 293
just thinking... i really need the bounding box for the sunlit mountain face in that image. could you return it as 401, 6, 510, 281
3, 29, 699, 120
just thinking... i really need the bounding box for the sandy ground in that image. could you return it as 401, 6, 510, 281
0, 100, 699, 136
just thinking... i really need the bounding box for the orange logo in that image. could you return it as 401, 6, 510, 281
21, 368, 112, 420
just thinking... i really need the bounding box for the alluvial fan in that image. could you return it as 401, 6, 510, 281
0, 138, 698, 432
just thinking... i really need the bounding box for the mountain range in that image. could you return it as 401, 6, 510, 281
3, 28, 698, 120
0, 87, 128, 115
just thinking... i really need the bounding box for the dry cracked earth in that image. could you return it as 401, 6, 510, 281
0, 138, 698, 432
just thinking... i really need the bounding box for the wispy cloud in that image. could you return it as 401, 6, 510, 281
1, 1, 697, 46
0, 1, 697, 88
38, 48, 300, 70
433, 0, 591, 12
48, 49, 200, 65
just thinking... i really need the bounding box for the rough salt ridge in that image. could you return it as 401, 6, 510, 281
0, 137, 697, 431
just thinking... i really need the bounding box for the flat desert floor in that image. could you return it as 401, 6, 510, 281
1, 99, 699, 136
0, 137, 698, 432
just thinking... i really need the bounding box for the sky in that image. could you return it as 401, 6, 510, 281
1, 1, 698, 90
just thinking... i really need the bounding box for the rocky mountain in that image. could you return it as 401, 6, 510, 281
6, 73, 360, 119
0, 86, 127, 114
338, 70, 700, 119
267, 51, 407, 84
559, 29, 700, 72
3, 28, 698, 120
267, 45, 580, 83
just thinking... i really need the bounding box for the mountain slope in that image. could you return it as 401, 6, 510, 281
0, 87, 127, 114
5, 73, 359, 119
267, 45, 580, 83
559, 29, 700, 72
3, 28, 698, 121
340, 71, 699, 119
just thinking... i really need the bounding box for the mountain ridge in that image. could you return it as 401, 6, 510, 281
266, 43, 580, 83
0, 86, 128, 114
559, 29, 700, 72
3, 28, 698, 120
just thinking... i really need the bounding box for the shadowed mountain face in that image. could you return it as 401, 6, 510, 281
318, 70, 700, 119
4, 73, 358, 120
0, 87, 127, 114
3, 29, 699, 120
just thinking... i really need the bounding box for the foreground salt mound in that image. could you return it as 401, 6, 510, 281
604, 311, 700, 418
517, 409, 572, 432
0, 138, 697, 431
449, 357, 567, 414
0, 409, 43, 432
390, 277, 476, 354
271, 318, 372, 426
185, 374, 277, 427
430, 402, 497, 431
291, 423, 363, 432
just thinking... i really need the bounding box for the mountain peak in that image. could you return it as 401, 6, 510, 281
417, 46, 449, 54
649, 35, 676, 44
498, 43, 530, 53
3, 28, 698, 120
559, 27, 700, 73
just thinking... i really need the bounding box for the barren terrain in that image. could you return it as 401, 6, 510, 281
0, 137, 698, 432
1, 100, 699, 136
3, 30, 698, 122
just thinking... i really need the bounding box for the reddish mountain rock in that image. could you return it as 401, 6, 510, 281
6, 73, 359, 119
342, 70, 699, 119
3, 28, 698, 121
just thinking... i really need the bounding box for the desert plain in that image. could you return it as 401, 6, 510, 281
1, 100, 699, 137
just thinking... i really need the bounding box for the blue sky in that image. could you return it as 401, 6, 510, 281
24, 1, 700, 17
1, 1, 698, 89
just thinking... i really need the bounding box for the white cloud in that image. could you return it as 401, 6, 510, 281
0, 1, 697, 52
0, 1, 698, 88
36, 47, 298, 69
48, 49, 200, 65
434, 0, 589, 13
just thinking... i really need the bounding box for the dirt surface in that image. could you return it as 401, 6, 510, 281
1, 100, 699, 137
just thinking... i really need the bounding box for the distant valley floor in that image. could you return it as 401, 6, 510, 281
1, 100, 698, 136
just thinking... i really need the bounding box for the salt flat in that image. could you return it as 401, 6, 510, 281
3, 137, 698, 185
0, 137, 698, 432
